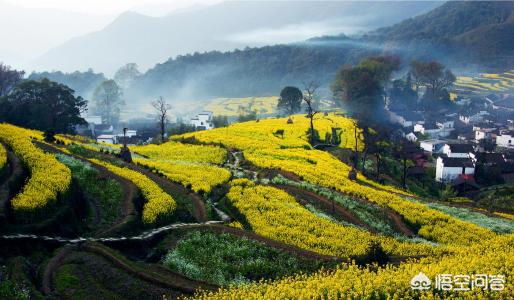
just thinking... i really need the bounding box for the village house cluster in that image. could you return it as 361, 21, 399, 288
389, 92, 514, 194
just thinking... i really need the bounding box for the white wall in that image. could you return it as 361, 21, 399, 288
436, 157, 475, 182
497, 135, 513, 148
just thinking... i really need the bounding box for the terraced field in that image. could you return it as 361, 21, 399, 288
1, 114, 513, 299
454, 69, 514, 93
204, 97, 280, 116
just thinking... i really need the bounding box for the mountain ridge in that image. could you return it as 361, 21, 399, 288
29, 1, 442, 75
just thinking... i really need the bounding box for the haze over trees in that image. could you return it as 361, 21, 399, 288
0, 78, 87, 134
151, 96, 171, 143
410, 60, 456, 96
332, 57, 397, 124
303, 82, 320, 144
93, 80, 124, 125
410, 60, 456, 110
0, 63, 25, 97
277, 86, 303, 115
114, 63, 141, 90
28, 69, 106, 99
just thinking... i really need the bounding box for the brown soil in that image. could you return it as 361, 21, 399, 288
0, 149, 24, 212
277, 184, 375, 232
68, 145, 209, 223
130, 168, 208, 223
42, 242, 217, 298
384, 208, 414, 237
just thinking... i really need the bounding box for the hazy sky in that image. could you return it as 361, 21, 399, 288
0, 0, 220, 69
1, 0, 221, 16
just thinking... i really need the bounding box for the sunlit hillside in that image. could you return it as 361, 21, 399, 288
1, 114, 513, 298
204, 97, 279, 117
455, 69, 514, 92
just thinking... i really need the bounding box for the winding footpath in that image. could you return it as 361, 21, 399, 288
0, 221, 224, 244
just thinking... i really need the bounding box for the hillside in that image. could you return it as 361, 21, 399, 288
29, 1, 440, 74
125, 1, 513, 102
1, 117, 513, 298
367, 0, 514, 68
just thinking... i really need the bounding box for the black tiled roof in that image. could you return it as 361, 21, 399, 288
476, 152, 505, 164
441, 157, 474, 168
447, 143, 474, 153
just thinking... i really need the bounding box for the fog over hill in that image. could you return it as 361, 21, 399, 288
124, 0, 514, 104
30, 1, 442, 75
0, 1, 113, 69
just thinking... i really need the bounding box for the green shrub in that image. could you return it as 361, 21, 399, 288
163, 231, 327, 286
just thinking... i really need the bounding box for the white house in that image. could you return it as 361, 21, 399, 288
459, 111, 488, 125
190, 112, 214, 130
115, 129, 138, 144
117, 129, 137, 138
475, 129, 495, 141
497, 131, 514, 148
436, 156, 475, 183
422, 123, 453, 139
419, 139, 446, 153
436, 120, 454, 130
388, 110, 424, 128
414, 123, 424, 133
96, 134, 117, 144
405, 132, 418, 142
441, 143, 475, 158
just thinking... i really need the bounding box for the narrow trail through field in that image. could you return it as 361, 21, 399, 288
42, 242, 218, 298
0, 148, 24, 222
276, 184, 376, 232
34, 141, 138, 237
0, 220, 224, 243
77, 146, 210, 223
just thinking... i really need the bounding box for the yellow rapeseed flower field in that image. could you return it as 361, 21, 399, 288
0, 142, 7, 170
89, 158, 177, 224
130, 141, 227, 164
193, 234, 514, 299
0, 124, 71, 212
227, 179, 440, 258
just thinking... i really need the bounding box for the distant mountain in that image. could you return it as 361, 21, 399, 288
365, 0, 514, 69
126, 1, 513, 103
0, 2, 112, 70
30, 1, 441, 74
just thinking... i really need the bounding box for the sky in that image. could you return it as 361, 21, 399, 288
0, 0, 221, 16
0, 0, 220, 69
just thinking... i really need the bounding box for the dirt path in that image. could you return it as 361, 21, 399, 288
0, 149, 25, 224
277, 184, 376, 232
34, 142, 138, 237
132, 168, 208, 223
71, 146, 209, 223
384, 208, 414, 237
42, 242, 218, 297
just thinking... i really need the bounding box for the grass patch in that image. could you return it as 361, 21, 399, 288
425, 202, 514, 234
56, 154, 123, 232
163, 230, 329, 286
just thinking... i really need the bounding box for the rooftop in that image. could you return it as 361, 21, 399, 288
447, 143, 474, 153
440, 157, 475, 168
420, 139, 446, 145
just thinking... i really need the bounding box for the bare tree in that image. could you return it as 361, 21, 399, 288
302, 81, 320, 144
152, 96, 172, 143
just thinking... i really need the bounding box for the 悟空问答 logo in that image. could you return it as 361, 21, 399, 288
411, 272, 431, 290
